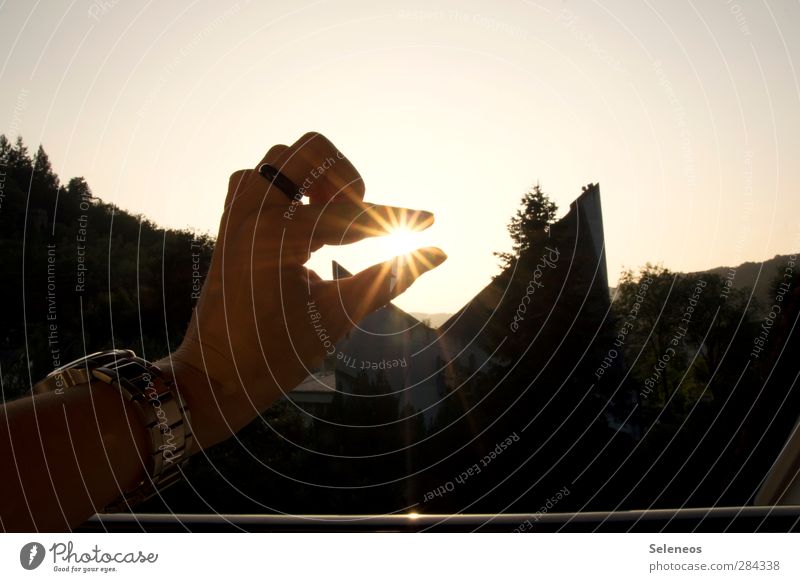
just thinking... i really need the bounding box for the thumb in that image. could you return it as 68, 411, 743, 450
329, 247, 447, 323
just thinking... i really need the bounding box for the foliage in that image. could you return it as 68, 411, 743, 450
0, 135, 214, 399
613, 264, 760, 421
495, 183, 557, 270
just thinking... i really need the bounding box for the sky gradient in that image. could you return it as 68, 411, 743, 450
1, 0, 798, 313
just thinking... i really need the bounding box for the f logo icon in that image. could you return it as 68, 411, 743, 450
19, 542, 45, 570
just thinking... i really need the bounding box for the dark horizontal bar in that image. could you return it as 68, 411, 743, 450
78, 506, 800, 532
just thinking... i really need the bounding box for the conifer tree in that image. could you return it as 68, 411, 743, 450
495, 183, 557, 270
33, 144, 59, 193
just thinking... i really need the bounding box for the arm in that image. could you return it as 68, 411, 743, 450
0, 354, 263, 532
0, 380, 148, 531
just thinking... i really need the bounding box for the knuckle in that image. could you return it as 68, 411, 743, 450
262, 144, 289, 166
228, 169, 253, 191
297, 131, 323, 143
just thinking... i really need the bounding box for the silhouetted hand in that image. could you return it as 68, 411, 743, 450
165, 132, 446, 448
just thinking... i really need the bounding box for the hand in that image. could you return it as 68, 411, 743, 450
163, 133, 446, 449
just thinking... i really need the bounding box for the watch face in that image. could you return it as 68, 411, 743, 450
46, 349, 133, 376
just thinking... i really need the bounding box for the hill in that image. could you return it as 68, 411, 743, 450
408, 312, 453, 328
689, 254, 796, 310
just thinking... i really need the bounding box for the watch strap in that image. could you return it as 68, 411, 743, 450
34, 350, 193, 512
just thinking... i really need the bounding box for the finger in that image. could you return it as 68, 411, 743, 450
256, 143, 290, 170
291, 203, 434, 247
326, 247, 447, 322
225, 133, 363, 222
224, 143, 303, 217
223, 169, 296, 223
288, 132, 365, 205
222, 169, 250, 212
305, 268, 324, 286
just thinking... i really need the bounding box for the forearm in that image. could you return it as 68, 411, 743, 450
0, 348, 278, 532
0, 382, 149, 532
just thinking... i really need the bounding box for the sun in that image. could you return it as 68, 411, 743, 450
365, 206, 434, 260
386, 226, 419, 256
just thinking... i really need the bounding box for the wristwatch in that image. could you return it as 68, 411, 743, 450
32, 349, 193, 512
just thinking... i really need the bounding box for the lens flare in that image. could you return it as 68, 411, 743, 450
367, 206, 434, 259
386, 226, 418, 256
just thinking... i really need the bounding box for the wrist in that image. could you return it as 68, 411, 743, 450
153, 348, 254, 451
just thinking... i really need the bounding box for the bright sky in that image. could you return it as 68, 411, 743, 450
1, 0, 798, 314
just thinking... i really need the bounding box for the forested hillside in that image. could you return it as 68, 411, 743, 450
0, 135, 214, 400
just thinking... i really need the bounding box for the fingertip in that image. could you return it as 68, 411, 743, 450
415, 211, 435, 230
414, 246, 448, 268
387, 247, 446, 298
359, 205, 434, 233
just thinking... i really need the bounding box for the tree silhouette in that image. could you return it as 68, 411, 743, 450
495, 183, 557, 270
65, 177, 92, 200
33, 144, 59, 194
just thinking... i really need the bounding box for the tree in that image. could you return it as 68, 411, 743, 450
66, 176, 92, 200
613, 264, 760, 422
33, 144, 59, 194
3, 135, 33, 178
0, 134, 10, 162
614, 264, 694, 416
495, 183, 557, 270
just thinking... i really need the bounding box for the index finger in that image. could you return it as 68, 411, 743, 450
260, 132, 365, 205
291, 203, 434, 247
